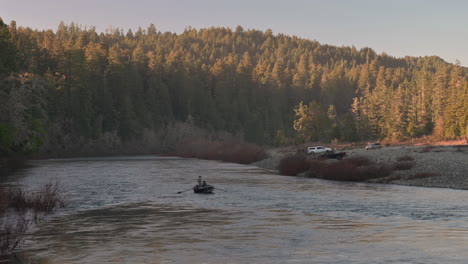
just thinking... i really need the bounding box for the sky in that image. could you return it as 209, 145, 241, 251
2, 0, 468, 66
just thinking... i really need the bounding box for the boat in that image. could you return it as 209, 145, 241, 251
193, 184, 214, 194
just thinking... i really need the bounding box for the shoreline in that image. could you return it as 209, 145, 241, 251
8, 144, 467, 191
252, 144, 468, 190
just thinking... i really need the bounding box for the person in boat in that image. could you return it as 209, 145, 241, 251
202, 181, 207, 187
197, 176, 202, 186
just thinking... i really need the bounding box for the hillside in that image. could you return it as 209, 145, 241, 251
0, 18, 467, 159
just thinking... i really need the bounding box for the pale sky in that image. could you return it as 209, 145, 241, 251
2, 0, 468, 66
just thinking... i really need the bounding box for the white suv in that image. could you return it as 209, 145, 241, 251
306, 146, 332, 154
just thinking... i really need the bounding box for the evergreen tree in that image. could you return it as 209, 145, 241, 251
0, 18, 17, 74
1, 18, 468, 157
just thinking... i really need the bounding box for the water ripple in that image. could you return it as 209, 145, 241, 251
8, 157, 468, 264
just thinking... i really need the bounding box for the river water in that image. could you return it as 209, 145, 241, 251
6, 156, 468, 264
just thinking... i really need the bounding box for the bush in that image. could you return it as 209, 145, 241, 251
307, 160, 327, 178
279, 154, 310, 176
0, 181, 65, 257
7, 181, 65, 214
173, 139, 267, 164
31, 181, 66, 213
6, 188, 29, 212
0, 215, 29, 257
303, 158, 394, 182
345, 156, 373, 167
318, 160, 362, 181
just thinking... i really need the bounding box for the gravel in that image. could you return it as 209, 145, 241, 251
252, 145, 468, 190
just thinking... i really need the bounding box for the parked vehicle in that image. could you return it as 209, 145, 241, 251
365, 142, 382, 150
306, 146, 333, 154
319, 151, 347, 160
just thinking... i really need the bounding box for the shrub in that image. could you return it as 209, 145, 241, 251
318, 160, 362, 181
7, 188, 30, 212
345, 156, 372, 167
307, 160, 327, 178
0, 181, 65, 257
7, 181, 65, 214
279, 154, 310, 176
0, 215, 29, 257
304, 158, 394, 182
31, 181, 66, 213
173, 139, 267, 164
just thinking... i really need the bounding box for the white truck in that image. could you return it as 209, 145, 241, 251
306, 146, 333, 155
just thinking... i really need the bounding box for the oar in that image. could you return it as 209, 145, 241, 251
177, 188, 192, 194
215, 187, 228, 192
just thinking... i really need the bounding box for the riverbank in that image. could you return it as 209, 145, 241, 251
0, 157, 27, 177
252, 144, 468, 190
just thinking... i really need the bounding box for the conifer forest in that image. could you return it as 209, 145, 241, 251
1, 18, 467, 159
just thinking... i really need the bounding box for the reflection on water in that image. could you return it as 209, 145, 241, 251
7, 156, 468, 263
18, 203, 239, 264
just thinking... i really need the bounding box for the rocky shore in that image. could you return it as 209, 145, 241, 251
253, 144, 468, 190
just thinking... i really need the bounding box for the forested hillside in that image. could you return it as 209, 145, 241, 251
1, 18, 467, 158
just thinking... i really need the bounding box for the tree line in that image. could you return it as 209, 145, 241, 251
0, 18, 467, 159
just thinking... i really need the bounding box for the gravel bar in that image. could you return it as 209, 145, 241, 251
252, 145, 468, 190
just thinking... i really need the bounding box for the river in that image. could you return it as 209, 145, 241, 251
6, 156, 468, 264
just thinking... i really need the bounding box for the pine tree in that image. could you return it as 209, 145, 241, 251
0, 18, 17, 74
293, 101, 329, 141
